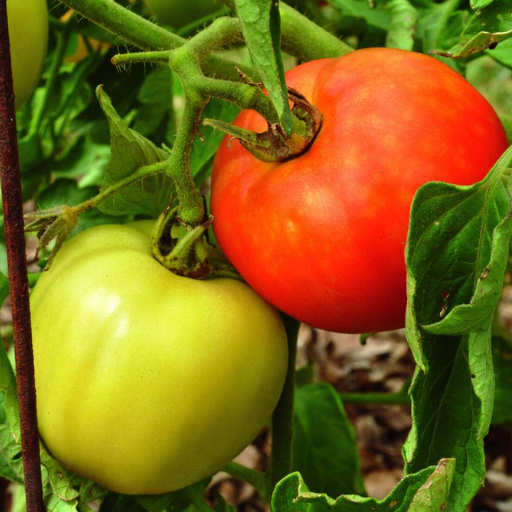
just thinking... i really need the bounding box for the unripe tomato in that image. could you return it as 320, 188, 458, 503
7, 0, 48, 109
144, 0, 220, 29
31, 222, 287, 494
211, 48, 509, 334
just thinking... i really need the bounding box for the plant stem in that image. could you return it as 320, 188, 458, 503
0, 4, 44, 511
112, 57, 280, 127
77, 161, 168, 213
223, 462, 269, 498
25, 21, 71, 139
182, 487, 215, 512
220, 0, 353, 60
200, 77, 279, 124
183, 16, 242, 59
279, 2, 353, 60
268, 315, 300, 493
165, 99, 206, 226
57, 0, 248, 81
340, 392, 411, 406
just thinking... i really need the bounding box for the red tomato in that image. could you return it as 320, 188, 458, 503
211, 48, 509, 334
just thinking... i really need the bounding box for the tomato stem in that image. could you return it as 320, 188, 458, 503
182, 487, 215, 512
25, 161, 168, 264
223, 462, 269, 498
57, 0, 252, 81
218, 0, 354, 61
279, 2, 354, 60
268, 316, 300, 493
164, 100, 206, 226
340, 392, 411, 406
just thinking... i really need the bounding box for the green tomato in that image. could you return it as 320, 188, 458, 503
7, 0, 48, 109
31, 221, 288, 495
144, 0, 221, 28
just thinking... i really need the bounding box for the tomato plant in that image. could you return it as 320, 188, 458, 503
30, 221, 288, 495
144, 0, 221, 28
7, 0, 48, 109
211, 48, 509, 334
1, 0, 512, 511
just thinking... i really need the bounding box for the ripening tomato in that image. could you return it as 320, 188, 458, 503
31, 221, 287, 494
211, 48, 509, 334
7, 0, 48, 109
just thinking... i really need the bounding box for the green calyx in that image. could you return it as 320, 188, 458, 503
204, 88, 323, 163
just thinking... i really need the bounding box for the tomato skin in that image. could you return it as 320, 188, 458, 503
31, 221, 287, 495
7, 0, 48, 109
144, 0, 220, 28
211, 48, 509, 334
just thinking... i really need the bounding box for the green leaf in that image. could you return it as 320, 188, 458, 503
293, 382, 365, 497
408, 459, 455, 512
214, 495, 237, 511
135, 479, 209, 511
488, 38, 512, 68
192, 99, 240, 185
433, 0, 512, 58
0, 270, 9, 309
491, 334, 512, 427
234, 0, 293, 134
271, 460, 452, 511
99, 494, 146, 511
415, 0, 467, 72
35, 178, 126, 236
471, 0, 496, 10
404, 147, 512, 511
37, 179, 98, 211
51, 139, 110, 188
0, 343, 22, 483
96, 86, 172, 217
132, 67, 175, 144
499, 113, 512, 144
385, 0, 418, 51
0, 395, 18, 482
327, 0, 391, 31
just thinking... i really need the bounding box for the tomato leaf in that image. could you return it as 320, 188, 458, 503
51, 140, 110, 188
420, 163, 512, 334
407, 459, 455, 512
0, 271, 9, 309
385, 0, 418, 51
234, 0, 293, 134
214, 495, 237, 511
293, 382, 365, 497
499, 113, 512, 145
432, 0, 512, 58
404, 146, 512, 512
192, 99, 240, 185
99, 494, 147, 511
325, 0, 391, 31
490, 334, 512, 428
471, 0, 496, 10
0, 344, 23, 483
36, 178, 127, 235
131, 67, 175, 146
96, 86, 172, 217
488, 38, 512, 69
271, 459, 453, 510
135, 479, 210, 511
414, 1, 464, 60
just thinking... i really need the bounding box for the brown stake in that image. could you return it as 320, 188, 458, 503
0, 2, 45, 511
